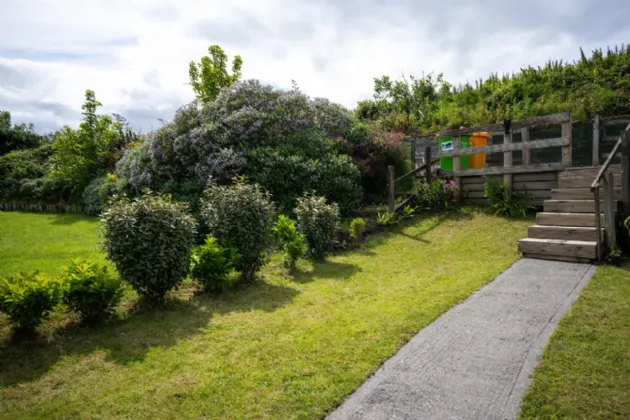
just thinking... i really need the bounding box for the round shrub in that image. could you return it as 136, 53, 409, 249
350, 217, 366, 240
0, 272, 60, 332
295, 194, 340, 261
201, 178, 275, 282
61, 259, 125, 324
273, 215, 307, 268
190, 237, 240, 294
100, 192, 197, 302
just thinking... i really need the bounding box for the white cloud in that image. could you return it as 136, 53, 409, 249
1, 0, 629, 133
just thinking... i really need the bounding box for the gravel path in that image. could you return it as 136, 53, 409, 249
328, 259, 596, 420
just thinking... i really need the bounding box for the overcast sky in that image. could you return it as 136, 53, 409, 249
1, 0, 629, 133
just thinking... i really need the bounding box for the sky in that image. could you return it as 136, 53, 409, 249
1, 0, 629, 134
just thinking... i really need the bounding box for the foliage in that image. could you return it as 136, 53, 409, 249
61, 259, 124, 324
117, 81, 364, 215
416, 179, 459, 210
274, 215, 308, 268
349, 217, 366, 240
100, 192, 197, 302
483, 180, 534, 218
335, 123, 412, 203
0, 110, 47, 155
189, 45, 243, 103
376, 211, 397, 226
81, 173, 120, 216
624, 216, 630, 235
0, 271, 60, 331
190, 237, 240, 294
357, 46, 630, 132
52, 90, 136, 194
294, 194, 340, 261
401, 205, 416, 219
200, 178, 276, 282
0, 144, 62, 202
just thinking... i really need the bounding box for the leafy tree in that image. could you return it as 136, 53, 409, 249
189, 45, 243, 103
51, 90, 134, 193
0, 110, 45, 155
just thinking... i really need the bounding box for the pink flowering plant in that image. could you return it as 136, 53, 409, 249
416, 178, 459, 210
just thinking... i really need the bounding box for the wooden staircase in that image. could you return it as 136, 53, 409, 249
518, 166, 621, 263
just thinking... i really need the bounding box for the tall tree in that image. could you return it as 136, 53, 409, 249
189, 45, 243, 103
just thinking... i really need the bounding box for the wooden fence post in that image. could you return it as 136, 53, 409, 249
521, 127, 531, 165
604, 172, 616, 249
593, 114, 600, 166
425, 146, 432, 185
388, 165, 395, 212
621, 130, 630, 217
562, 113, 573, 168
503, 131, 513, 189
453, 137, 462, 198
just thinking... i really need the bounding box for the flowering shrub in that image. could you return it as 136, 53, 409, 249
416, 179, 459, 210
295, 194, 340, 261
116, 80, 364, 215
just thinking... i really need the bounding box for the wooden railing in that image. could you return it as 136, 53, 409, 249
591, 125, 630, 261
387, 146, 437, 212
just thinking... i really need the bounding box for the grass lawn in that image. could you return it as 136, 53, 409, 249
0, 209, 529, 419
0, 212, 106, 277
520, 264, 630, 419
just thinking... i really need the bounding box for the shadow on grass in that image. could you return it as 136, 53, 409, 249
291, 260, 362, 284
48, 213, 98, 225
375, 210, 475, 244
0, 281, 298, 387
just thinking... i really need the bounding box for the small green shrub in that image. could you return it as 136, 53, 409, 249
100, 192, 197, 302
295, 194, 340, 261
0, 272, 60, 331
483, 180, 534, 218
201, 177, 276, 282
274, 215, 308, 268
349, 217, 366, 240
61, 259, 124, 324
376, 211, 397, 226
190, 238, 240, 293
82, 173, 119, 216
401, 205, 416, 219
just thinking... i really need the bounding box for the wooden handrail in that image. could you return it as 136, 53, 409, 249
395, 157, 440, 184
436, 136, 570, 158
591, 123, 630, 191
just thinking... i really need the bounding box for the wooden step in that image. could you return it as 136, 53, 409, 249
536, 212, 604, 227
521, 253, 594, 264
543, 199, 617, 213
518, 238, 597, 259
528, 225, 601, 241
551, 188, 621, 200
558, 174, 622, 188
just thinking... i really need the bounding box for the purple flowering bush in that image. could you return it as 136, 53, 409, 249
416, 179, 459, 210
116, 80, 364, 215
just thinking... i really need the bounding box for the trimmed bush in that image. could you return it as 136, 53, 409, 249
190, 238, 240, 294
295, 194, 340, 261
349, 217, 366, 240
61, 259, 125, 324
100, 192, 197, 302
274, 215, 308, 268
0, 272, 60, 332
82, 174, 119, 216
201, 177, 276, 282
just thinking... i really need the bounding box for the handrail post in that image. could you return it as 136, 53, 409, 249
621, 130, 630, 217
425, 146, 432, 185
388, 165, 395, 212
594, 186, 603, 262
605, 172, 616, 250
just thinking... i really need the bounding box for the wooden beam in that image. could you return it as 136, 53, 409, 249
388, 165, 395, 212
394, 157, 440, 183
602, 118, 630, 126
453, 136, 462, 198
593, 114, 600, 166
438, 112, 571, 137
521, 127, 531, 165
425, 146, 432, 185
561, 114, 572, 168
504, 131, 513, 189
445, 163, 567, 177
435, 136, 569, 157
621, 131, 630, 217
604, 173, 616, 250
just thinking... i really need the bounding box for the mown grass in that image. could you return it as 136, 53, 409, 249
520, 264, 630, 419
0, 209, 529, 419
0, 212, 106, 276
